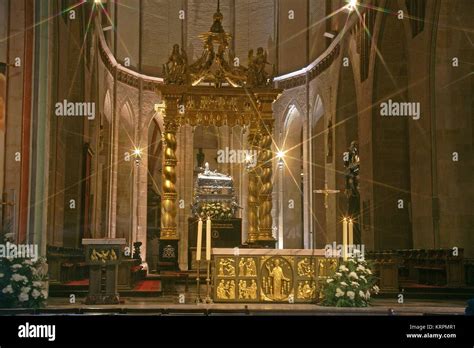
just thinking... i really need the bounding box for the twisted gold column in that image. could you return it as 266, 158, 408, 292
246, 132, 259, 244
257, 120, 275, 243
160, 114, 179, 240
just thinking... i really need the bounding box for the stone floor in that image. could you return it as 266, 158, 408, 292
38, 281, 471, 315
37, 296, 468, 315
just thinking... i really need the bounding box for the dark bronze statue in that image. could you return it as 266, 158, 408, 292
163, 44, 188, 85
196, 148, 205, 169
247, 47, 272, 87
344, 140, 361, 244
344, 140, 360, 198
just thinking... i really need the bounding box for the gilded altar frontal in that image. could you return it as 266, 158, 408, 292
0, 0, 473, 344
213, 250, 338, 303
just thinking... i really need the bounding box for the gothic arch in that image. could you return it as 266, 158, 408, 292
119, 99, 135, 129
115, 99, 135, 243
103, 89, 112, 123
282, 99, 305, 131
96, 89, 113, 237
280, 102, 304, 249
309, 94, 328, 248
310, 94, 325, 127
396, 0, 420, 40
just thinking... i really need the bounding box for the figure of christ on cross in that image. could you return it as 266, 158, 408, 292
314, 181, 340, 209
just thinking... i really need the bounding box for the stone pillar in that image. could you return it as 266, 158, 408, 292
246, 132, 259, 244
256, 102, 276, 247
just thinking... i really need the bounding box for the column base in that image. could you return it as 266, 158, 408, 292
247, 239, 276, 249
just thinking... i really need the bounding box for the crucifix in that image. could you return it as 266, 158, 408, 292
314, 181, 340, 209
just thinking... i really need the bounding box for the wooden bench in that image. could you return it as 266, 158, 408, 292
414, 266, 446, 285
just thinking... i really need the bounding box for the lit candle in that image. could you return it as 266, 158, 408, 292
206, 216, 212, 261
196, 218, 203, 261
343, 218, 348, 261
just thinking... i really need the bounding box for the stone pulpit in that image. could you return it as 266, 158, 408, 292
82, 238, 126, 304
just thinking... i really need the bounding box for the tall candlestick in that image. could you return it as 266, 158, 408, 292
206, 216, 211, 261
342, 218, 348, 261
348, 218, 354, 259
348, 218, 354, 246
196, 218, 203, 261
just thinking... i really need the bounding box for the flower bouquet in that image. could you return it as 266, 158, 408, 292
321, 258, 379, 307
0, 235, 48, 309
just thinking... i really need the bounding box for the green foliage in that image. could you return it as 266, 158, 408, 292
321, 258, 379, 307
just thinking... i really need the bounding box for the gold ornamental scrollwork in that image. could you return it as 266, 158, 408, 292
160, 115, 179, 240
90, 248, 118, 263
162, 3, 274, 88
257, 119, 275, 243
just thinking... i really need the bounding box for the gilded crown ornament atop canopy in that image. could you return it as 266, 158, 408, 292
162, 0, 275, 88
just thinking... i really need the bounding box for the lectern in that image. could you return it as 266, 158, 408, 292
82, 238, 126, 304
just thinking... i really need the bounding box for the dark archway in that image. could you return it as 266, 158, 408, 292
372, 0, 412, 250
146, 119, 162, 270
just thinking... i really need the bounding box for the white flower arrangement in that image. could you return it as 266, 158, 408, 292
2, 284, 13, 294
11, 273, 27, 282
0, 236, 48, 309
321, 258, 379, 307
18, 293, 29, 302
11, 264, 22, 271
339, 265, 349, 272
31, 289, 41, 299
349, 271, 359, 279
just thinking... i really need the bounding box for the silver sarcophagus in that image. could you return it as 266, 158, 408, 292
192, 163, 239, 220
